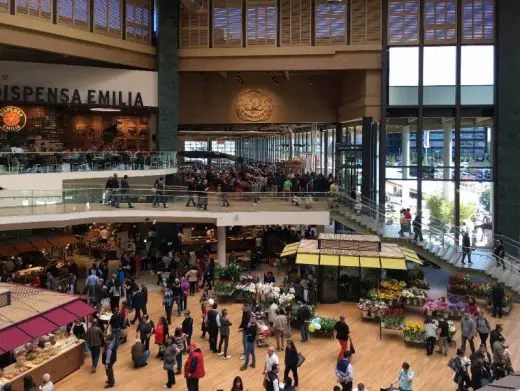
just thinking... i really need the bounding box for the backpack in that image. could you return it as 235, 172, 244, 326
448, 356, 460, 372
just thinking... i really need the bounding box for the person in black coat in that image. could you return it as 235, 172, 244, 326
102, 336, 117, 388
461, 232, 472, 265
141, 284, 149, 315
130, 289, 145, 325
284, 340, 299, 388
207, 303, 220, 353
491, 281, 505, 318
471, 359, 492, 390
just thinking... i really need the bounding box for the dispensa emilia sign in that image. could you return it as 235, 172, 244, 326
0, 85, 144, 107
0, 106, 27, 132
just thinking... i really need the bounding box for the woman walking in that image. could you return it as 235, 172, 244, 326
425, 318, 437, 355
136, 314, 155, 351
172, 327, 188, 375
163, 336, 180, 389
154, 317, 169, 358
284, 340, 299, 388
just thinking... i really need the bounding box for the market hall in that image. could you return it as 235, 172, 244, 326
0, 0, 520, 390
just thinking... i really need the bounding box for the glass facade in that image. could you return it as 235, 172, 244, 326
382, 0, 495, 243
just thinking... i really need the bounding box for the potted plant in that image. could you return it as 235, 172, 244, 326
381, 308, 405, 329
403, 320, 425, 343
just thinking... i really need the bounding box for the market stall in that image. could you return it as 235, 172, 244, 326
0, 283, 95, 390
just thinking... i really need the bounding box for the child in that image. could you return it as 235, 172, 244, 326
182, 310, 194, 345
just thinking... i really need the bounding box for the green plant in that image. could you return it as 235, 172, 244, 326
479, 187, 491, 212
426, 195, 476, 225
215, 264, 242, 281
213, 281, 236, 295
315, 317, 336, 334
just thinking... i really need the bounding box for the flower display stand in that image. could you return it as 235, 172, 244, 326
380, 322, 404, 340
361, 310, 379, 323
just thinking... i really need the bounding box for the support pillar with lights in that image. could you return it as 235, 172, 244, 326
157, 0, 179, 152
217, 226, 226, 266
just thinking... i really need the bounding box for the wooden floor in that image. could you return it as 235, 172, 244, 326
58, 284, 520, 391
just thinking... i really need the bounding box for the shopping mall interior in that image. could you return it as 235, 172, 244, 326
0, 0, 519, 390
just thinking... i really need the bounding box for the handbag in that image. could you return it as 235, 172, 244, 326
297, 352, 306, 367
349, 337, 356, 354
163, 360, 174, 371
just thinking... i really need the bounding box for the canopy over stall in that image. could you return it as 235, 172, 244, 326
0, 283, 95, 354
291, 234, 421, 270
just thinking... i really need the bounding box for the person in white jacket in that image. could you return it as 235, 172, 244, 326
39, 373, 54, 391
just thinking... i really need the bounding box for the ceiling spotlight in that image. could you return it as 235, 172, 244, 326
307, 77, 313, 86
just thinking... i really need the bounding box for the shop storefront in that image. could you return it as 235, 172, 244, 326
0, 61, 158, 153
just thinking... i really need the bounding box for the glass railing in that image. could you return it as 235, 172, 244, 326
0, 151, 176, 174
332, 193, 520, 280
0, 190, 332, 217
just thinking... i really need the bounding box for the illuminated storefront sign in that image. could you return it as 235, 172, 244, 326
0, 85, 144, 107
0, 106, 27, 132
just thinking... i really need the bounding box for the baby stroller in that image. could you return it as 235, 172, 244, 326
256, 320, 271, 348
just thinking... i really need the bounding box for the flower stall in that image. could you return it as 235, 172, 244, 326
403, 321, 426, 344
357, 298, 388, 321
408, 279, 431, 290
469, 282, 492, 303
380, 308, 406, 339
402, 287, 428, 306
447, 273, 472, 296
422, 298, 449, 318
402, 319, 457, 346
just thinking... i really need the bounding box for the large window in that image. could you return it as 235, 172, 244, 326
57, 0, 89, 29
16, 0, 51, 20
423, 46, 456, 105
126, 0, 151, 43
180, 0, 209, 48
280, 0, 311, 46
388, 0, 419, 44
213, 0, 242, 47
315, 0, 347, 45
461, 45, 494, 104
247, 0, 277, 46
424, 0, 456, 44
211, 140, 236, 155
463, 0, 494, 43
389, 47, 419, 106
94, 0, 122, 37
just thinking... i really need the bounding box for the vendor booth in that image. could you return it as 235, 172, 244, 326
0, 283, 95, 390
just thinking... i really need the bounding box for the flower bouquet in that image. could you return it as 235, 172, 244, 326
403, 321, 425, 343
357, 298, 388, 318
234, 282, 256, 302
368, 289, 402, 303
470, 283, 492, 300
402, 287, 428, 305
381, 279, 407, 291
408, 279, 431, 290
381, 308, 405, 329
239, 274, 260, 284
447, 295, 467, 317
448, 273, 472, 295
422, 298, 449, 317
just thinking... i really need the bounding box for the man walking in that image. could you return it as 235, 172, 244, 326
105, 173, 120, 208
297, 303, 312, 343
336, 351, 354, 391
461, 231, 472, 265
239, 304, 251, 360
272, 310, 289, 351
461, 312, 477, 354
206, 303, 221, 353
493, 240, 506, 268
102, 335, 117, 388
86, 319, 104, 373
333, 315, 350, 360
491, 281, 505, 318
241, 318, 257, 370
153, 177, 167, 208
120, 174, 134, 208
163, 283, 174, 324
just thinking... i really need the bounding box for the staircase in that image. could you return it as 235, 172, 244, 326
331, 193, 520, 293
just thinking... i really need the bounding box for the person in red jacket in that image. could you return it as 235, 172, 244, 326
184, 343, 205, 391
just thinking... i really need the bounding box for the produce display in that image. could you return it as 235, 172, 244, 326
0, 335, 79, 384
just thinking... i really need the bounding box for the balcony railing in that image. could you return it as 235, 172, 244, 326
0, 151, 176, 175
0, 190, 331, 217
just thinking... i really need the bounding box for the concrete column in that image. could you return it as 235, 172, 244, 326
289, 133, 294, 160
217, 226, 226, 266
157, 0, 179, 151
401, 126, 411, 208
311, 123, 317, 172
443, 121, 454, 201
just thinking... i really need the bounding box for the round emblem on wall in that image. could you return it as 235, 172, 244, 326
0, 106, 27, 132
235, 89, 273, 122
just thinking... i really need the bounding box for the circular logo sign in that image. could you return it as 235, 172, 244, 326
235, 89, 273, 122
0, 106, 27, 132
